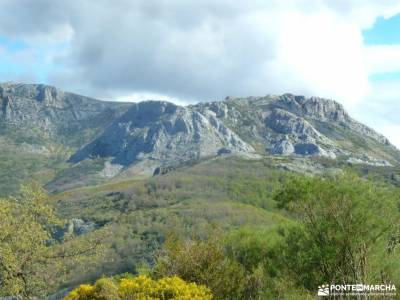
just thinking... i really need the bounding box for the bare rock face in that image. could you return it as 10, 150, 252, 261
69, 101, 256, 169
273, 94, 350, 123
264, 108, 337, 158
266, 108, 327, 142
273, 94, 390, 145
0, 82, 129, 146
271, 139, 295, 155
199, 94, 395, 162
67, 218, 97, 235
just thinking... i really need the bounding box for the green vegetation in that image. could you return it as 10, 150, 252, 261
0, 136, 70, 196
0, 183, 105, 299
1, 156, 400, 299
47, 158, 110, 193
154, 230, 265, 299
273, 174, 400, 293
148, 173, 400, 299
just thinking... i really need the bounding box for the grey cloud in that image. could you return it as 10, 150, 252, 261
0, 0, 69, 38
0, 0, 398, 104
53, 1, 283, 100
0, 0, 311, 100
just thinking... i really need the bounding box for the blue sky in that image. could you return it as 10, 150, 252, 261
0, 37, 27, 78
0, 36, 62, 83
364, 14, 400, 82
357, 13, 400, 148
0, 1, 399, 148
363, 14, 400, 45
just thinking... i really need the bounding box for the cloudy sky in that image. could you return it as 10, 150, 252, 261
0, 1, 400, 147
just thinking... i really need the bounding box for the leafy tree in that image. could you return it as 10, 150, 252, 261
0, 183, 104, 299
226, 228, 314, 299
64, 275, 212, 300
273, 173, 400, 290
154, 231, 264, 300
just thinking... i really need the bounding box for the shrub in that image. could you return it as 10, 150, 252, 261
154, 232, 265, 300
64, 275, 212, 300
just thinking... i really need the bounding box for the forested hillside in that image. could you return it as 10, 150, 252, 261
1, 155, 399, 299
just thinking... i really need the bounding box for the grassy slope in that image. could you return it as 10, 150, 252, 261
0, 136, 70, 196
0, 124, 118, 196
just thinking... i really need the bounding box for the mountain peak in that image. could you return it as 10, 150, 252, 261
0, 83, 130, 146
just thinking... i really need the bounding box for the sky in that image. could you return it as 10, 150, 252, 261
0, 0, 399, 148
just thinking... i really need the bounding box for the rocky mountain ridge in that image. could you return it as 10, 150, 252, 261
0, 83, 398, 182
0, 82, 130, 146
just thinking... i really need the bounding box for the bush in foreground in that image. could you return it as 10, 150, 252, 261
154, 232, 265, 300
64, 275, 212, 300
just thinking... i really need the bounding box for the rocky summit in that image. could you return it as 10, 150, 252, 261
1, 83, 399, 182
0, 82, 129, 147
194, 94, 397, 163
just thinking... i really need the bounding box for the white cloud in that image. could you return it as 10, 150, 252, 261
365, 45, 400, 74
373, 124, 400, 150
348, 78, 400, 148
272, 10, 369, 104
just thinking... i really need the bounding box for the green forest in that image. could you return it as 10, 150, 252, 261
1, 157, 399, 299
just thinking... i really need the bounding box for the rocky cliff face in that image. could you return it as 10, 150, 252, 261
69, 101, 256, 170
1, 83, 399, 181
194, 94, 397, 164
0, 82, 129, 146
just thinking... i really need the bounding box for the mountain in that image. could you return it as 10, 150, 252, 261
0, 82, 399, 194
69, 93, 399, 176
2, 83, 400, 297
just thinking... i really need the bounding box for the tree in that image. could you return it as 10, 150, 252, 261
154, 231, 265, 300
0, 183, 104, 299
274, 173, 400, 290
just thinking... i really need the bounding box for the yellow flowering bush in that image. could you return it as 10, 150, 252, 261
64, 275, 212, 300
64, 284, 94, 300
